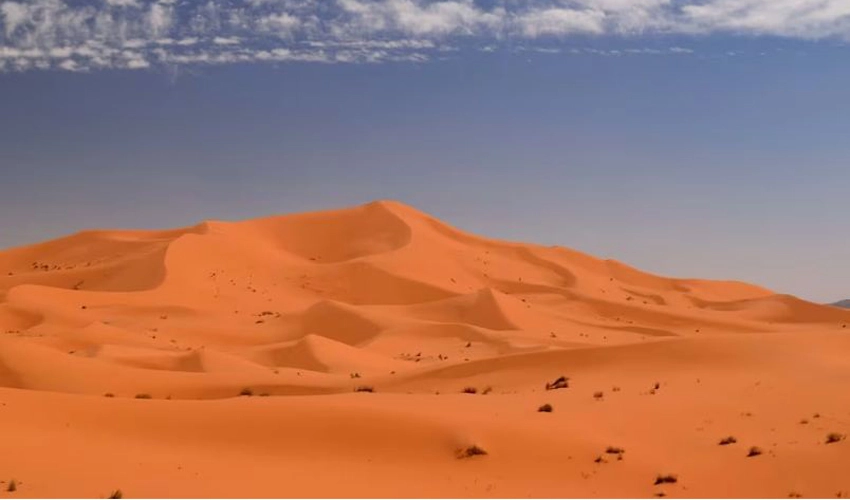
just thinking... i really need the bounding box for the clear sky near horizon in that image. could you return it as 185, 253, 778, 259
2, 0, 850, 303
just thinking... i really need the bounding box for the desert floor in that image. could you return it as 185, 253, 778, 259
1, 201, 848, 498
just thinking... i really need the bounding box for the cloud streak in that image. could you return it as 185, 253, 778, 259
0, 0, 847, 72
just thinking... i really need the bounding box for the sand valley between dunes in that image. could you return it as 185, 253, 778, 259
1, 200, 849, 498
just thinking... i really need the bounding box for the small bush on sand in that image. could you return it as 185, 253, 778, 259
109, 489, 123, 499
719, 436, 737, 446
135, 394, 152, 399
354, 386, 374, 393
462, 387, 478, 394
7, 480, 17, 492
239, 387, 254, 397
606, 446, 625, 455
545, 376, 569, 390
104, 393, 115, 398
826, 433, 845, 444
538, 404, 553, 413
593, 391, 604, 400
456, 445, 488, 459
481, 386, 493, 395
654, 474, 678, 485
747, 446, 763, 457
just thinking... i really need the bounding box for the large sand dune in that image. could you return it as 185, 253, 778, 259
1, 200, 848, 498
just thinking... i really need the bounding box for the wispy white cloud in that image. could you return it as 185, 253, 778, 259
0, 0, 847, 72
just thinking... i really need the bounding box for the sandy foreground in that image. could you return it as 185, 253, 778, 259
1, 200, 848, 498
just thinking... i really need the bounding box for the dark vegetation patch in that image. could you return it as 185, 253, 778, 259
545, 376, 569, 390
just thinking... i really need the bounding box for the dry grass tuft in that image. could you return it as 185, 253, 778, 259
545, 376, 569, 390
719, 436, 737, 446
457, 445, 488, 459
826, 433, 845, 444
654, 474, 678, 485
747, 446, 763, 457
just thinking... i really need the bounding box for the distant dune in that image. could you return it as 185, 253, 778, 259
1, 200, 849, 498
831, 299, 850, 309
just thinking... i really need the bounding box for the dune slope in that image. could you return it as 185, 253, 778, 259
1, 200, 848, 498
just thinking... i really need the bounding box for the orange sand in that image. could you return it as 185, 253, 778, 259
1, 200, 848, 498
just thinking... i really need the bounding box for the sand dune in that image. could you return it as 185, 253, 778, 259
1, 200, 849, 498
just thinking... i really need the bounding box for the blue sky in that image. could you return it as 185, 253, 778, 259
2, 0, 850, 303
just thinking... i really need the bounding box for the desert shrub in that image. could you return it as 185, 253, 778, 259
545, 376, 569, 390
606, 446, 625, 455
593, 391, 604, 400
109, 489, 123, 499
538, 404, 553, 413
719, 436, 737, 446
654, 474, 678, 485
462, 387, 478, 394
7, 480, 17, 492
747, 446, 763, 457
354, 386, 374, 393
457, 445, 487, 459
239, 387, 254, 397
826, 433, 845, 444
135, 394, 152, 399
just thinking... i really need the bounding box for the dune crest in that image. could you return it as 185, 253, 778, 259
2, 199, 846, 393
